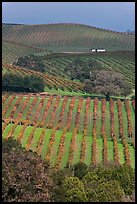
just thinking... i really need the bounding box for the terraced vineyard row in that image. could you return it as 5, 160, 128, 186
2, 94, 135, 168
2, 23, 135, 51
2, 116, 135, 170
2, 63, 84, 92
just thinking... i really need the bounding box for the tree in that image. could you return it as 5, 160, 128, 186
84, 70, 132, 100
72, 162, 88, 179
83, 171, 124, 202
62, 177, 88, 202
111, 164, 135, 195
13, 55, 45, 73
65, 58, 103, 82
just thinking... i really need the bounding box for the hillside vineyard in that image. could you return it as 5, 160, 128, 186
2, 23, 135, 170
2, 94, 135, 169
2, 23, 135, 52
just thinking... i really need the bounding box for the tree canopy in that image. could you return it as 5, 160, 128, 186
2, 73, 45, 93
84, 70, 132, 99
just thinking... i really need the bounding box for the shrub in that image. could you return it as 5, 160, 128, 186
111, 164, 135, 195
62, 177, 88, 202
83, 172, 124, 202
72, 162, 88, 179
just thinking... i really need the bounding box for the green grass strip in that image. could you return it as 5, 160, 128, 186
50, 130, 62, 167
71, 134, 83, 165
60, 132, 73, 169
61, 99, 71, 129
21, 126, 33, 148
30, 98, 41, 121
84, 136, 93, 166
96, 138, 103, 165
22, 97, 34, 120
70, 99, 79, 132
105, 102, 111, 139
53, 99, 63, 126
45, 98, 56, 124
117, 143, 125, 165
2, 124, 13, 139
78, 101, 86, 134
13, 125, 23, 139
39, 98, 49, 121
107, 140, 114, 162
87, 100, 94, 136
4, 97, 17, 118
2, 96, 12, 111
96, 101, 102, 138
41, 129, 53, 160
114, 101, 120, 140
13, 98, 27, 119
128, 145, 135, 169
122, 102, 128, 140
30, 127, 43, 152
129, 101, 135, 136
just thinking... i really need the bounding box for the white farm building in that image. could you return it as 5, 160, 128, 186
91, 48, 106, 52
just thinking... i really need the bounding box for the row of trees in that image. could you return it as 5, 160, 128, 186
2, 73, 45, 93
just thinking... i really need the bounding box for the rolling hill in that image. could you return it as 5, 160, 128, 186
2, 23, 135, 170
2, 23, 135, 52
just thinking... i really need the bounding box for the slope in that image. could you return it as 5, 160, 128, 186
2, 23, 135, 52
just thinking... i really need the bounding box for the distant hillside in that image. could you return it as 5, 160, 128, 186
126, 29, 135, 34
2, 40, 51, 64
2, 23, 135, 52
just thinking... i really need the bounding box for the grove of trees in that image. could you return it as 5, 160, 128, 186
2, 73, 45, 93
13, 55, 46, 72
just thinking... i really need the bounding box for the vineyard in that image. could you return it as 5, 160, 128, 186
2, 50, 135, 91
2, 63, 84, 92
2, 94, 135, 169
2, 23, 135, 52
28, 51, 135, 88
2, 23, 135, 170
2, 40, 51, 64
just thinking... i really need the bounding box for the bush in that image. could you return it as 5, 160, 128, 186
72, 162, 88, 179
62, 177, 88, 202
89, 180, 124, 202
111, 164, 135, 195
83, 172, 124, 202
